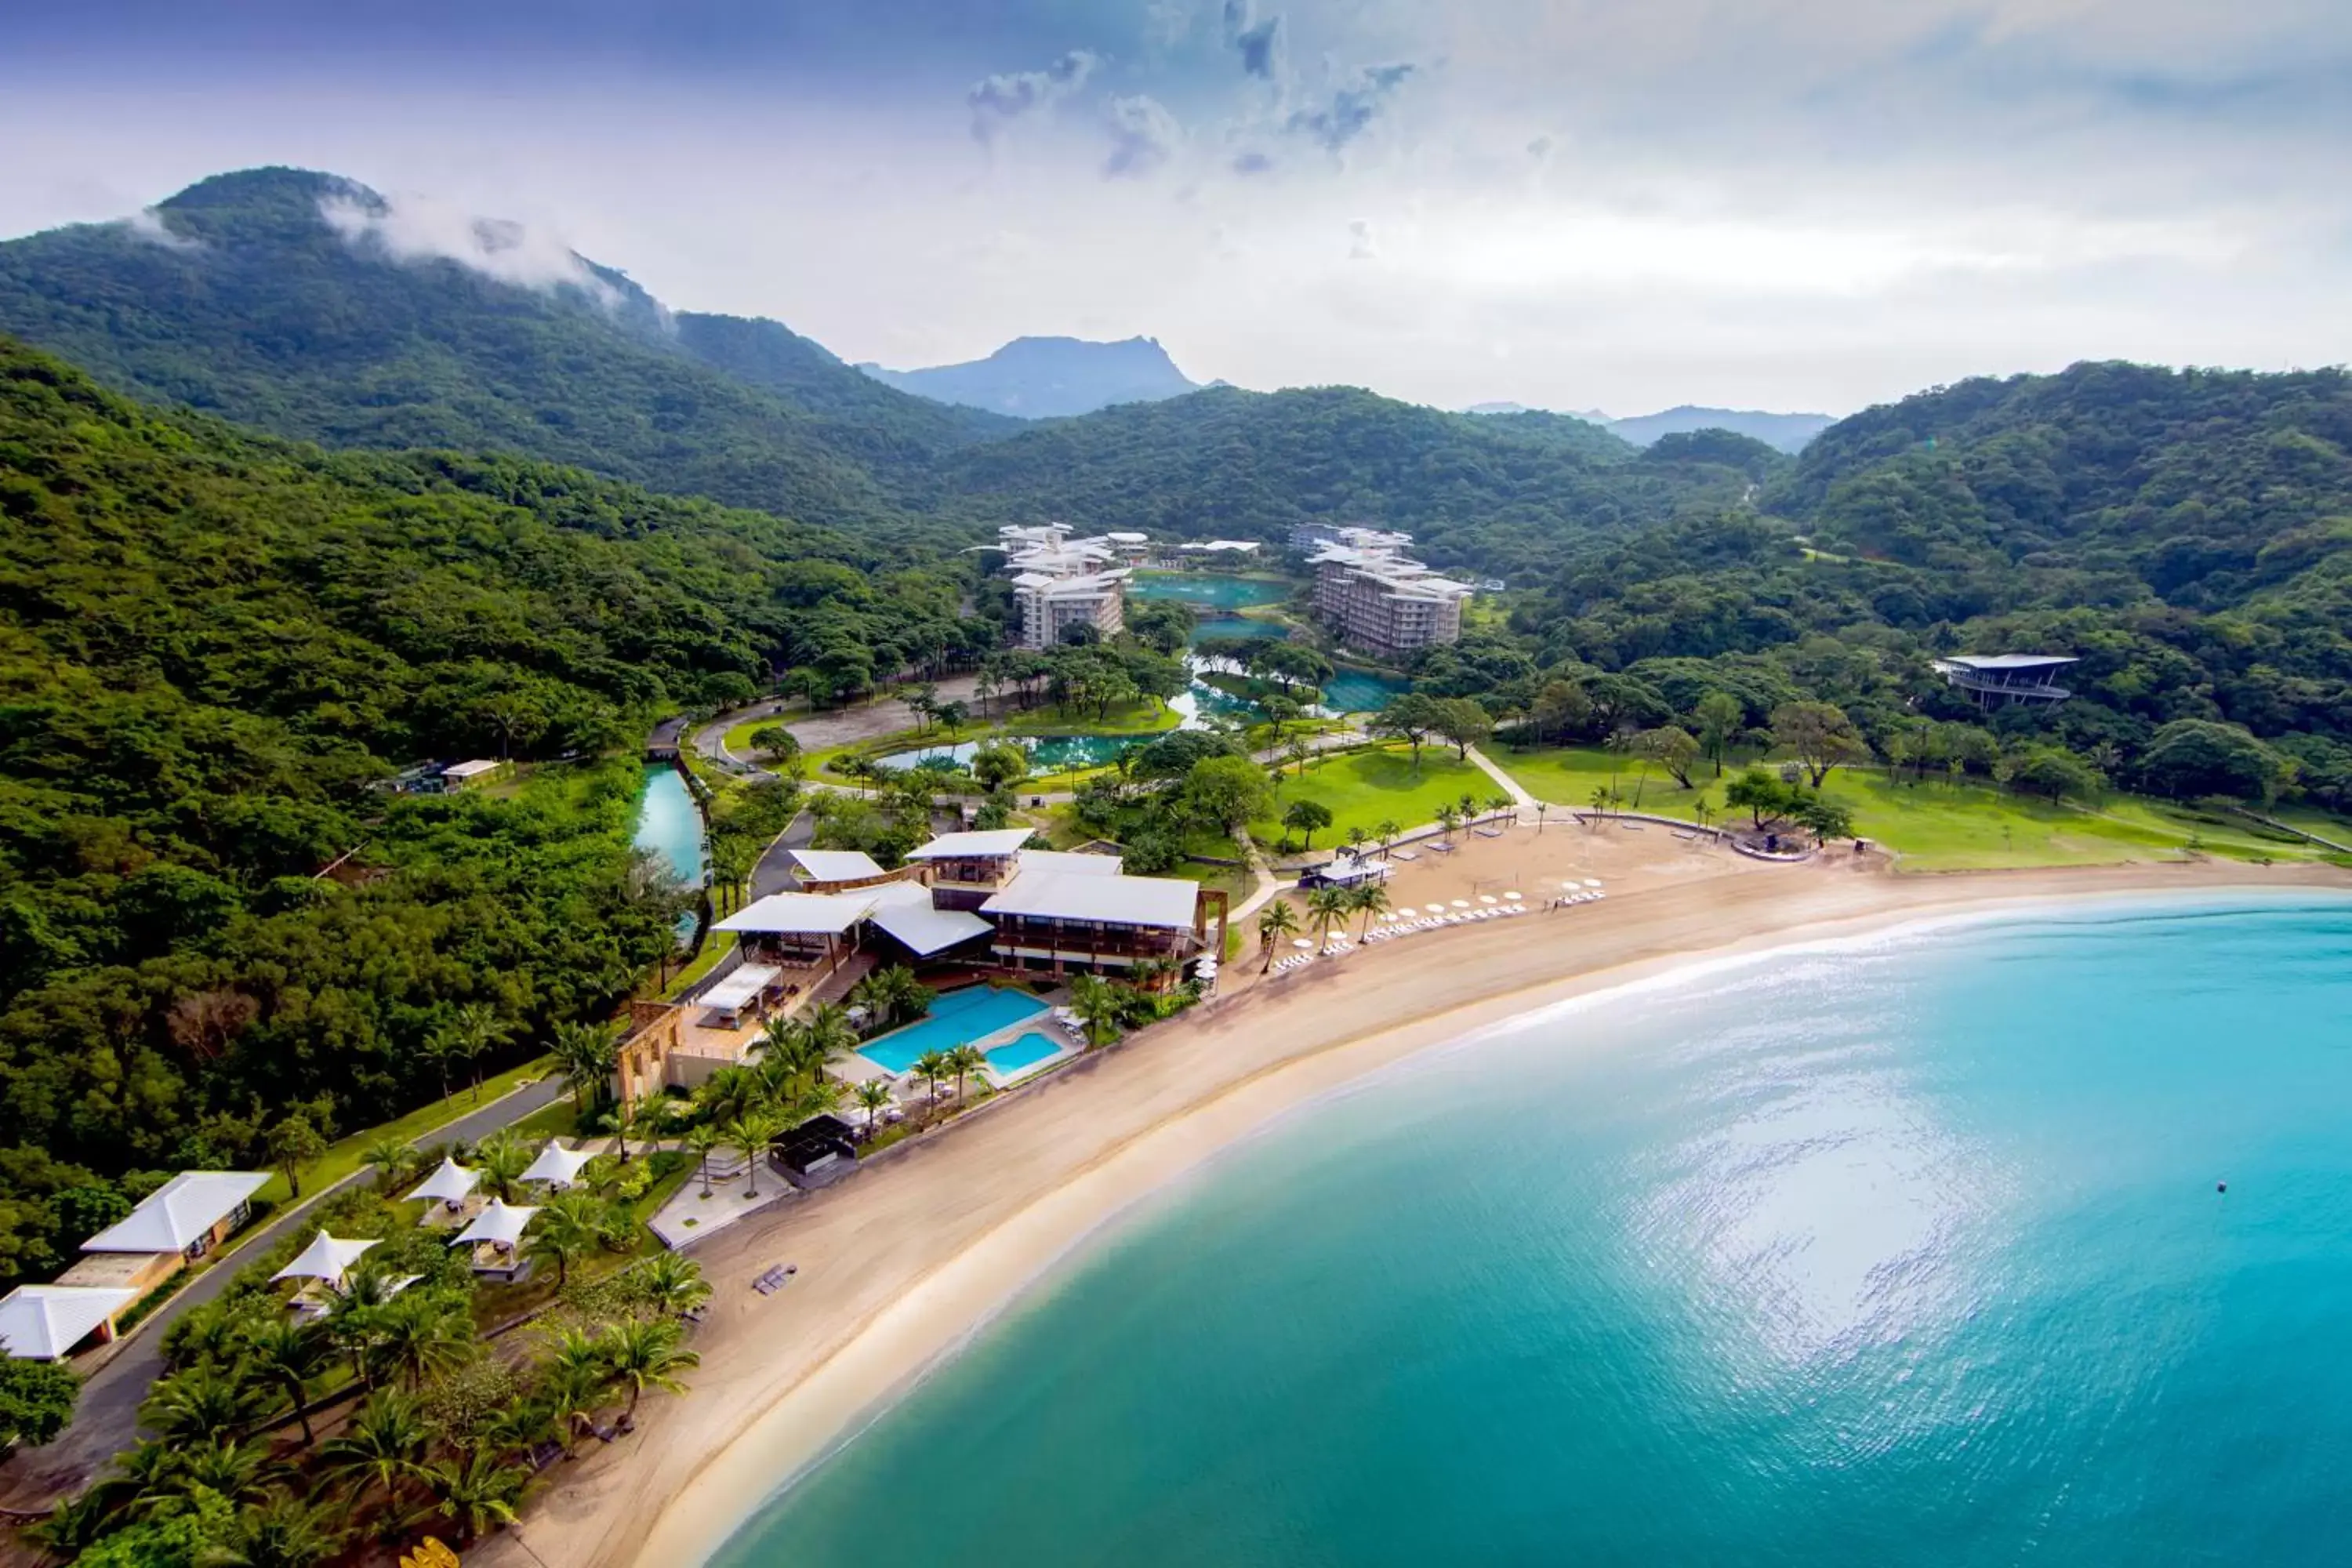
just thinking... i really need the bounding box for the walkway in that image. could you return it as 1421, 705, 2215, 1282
0, 1074, 568, 1512
1465, 744, 1543, 826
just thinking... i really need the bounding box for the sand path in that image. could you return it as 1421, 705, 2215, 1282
477, 845, 2352, 1568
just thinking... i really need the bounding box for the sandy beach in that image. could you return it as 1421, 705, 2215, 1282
476, 833, 2352, 1568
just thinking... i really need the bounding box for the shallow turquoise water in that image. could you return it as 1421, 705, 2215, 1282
712, 898, 2352, 1566
1319, 667, 1407, 714
1133, 572, 1291, 609
1186, 616, 1287, 643
856, 986, 1051, 1074
871, 732, 1142, 772
984, 1031, 1066, 1076
632, 764, 702, 941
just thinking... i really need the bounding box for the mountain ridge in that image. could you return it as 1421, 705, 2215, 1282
859, 334, 1200, 419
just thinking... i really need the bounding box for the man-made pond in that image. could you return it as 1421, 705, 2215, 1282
1186, 616, 1288, 644
1131, 572, 1291, 610
871, 733, 1141, 774
633, 764, 704, 942
1319, 668, 1409, 714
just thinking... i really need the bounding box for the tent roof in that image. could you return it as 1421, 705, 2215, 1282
82, 1171, 269, 1254
0, 1285, 139, 1359
404, 1159, 480, 1204
789, 848, 886, 883
520, 1141, 596, 1185
869, 902, 995, 956
272, 1234, 379, 1286
699, 964, 782, 1014
982, 869, 1200, 930
716, 891, 876, 936
1938, 654, 2080, 670
452, 1200, 538, 1249
906, 829, 1036, 860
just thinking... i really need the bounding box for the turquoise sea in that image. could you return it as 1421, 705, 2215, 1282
710, 898, 2352, 1567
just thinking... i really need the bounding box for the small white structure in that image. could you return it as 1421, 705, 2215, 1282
404, 1158, 481, 1208
270, 1234, 379, 1291
0, 1285, 141, 1359
787, 848, 888, 887
451, 1200, 538, 1251
697, 963, 782, 1027
82, 1171, 270, 1258
439, 759, 503, 789
519, 1140, 595, 1189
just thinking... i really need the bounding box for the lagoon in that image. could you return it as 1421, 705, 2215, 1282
1131, 571, 1291, 610
710, 898, 2352, 1568
633, 764, 703, 942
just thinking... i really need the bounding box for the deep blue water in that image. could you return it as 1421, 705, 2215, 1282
710, 898, 2352, 1567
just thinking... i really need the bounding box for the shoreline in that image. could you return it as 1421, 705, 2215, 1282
484, 859, 2352, 1568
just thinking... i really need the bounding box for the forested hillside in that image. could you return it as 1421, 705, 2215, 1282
0, 337, 995, 1284
1499, 362, 2352, 808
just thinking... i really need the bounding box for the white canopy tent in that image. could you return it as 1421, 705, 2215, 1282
404, 1158, 480, 1206
451, 1200, 538, 1250
520, 1141, 595, 1188
270, 1234, 379, 1289
697, 964, 781, 1019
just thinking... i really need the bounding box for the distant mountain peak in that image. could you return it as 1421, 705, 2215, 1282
1465, 397, 1833, 454
860, 335, 1199, 419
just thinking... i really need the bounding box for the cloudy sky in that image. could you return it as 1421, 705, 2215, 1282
4, 0, 2347, 416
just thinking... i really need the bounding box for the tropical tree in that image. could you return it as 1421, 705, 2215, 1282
1255, 900, 1300, 971
1282, 798, 1333, 851
1343, 825, 1369, 858
1693, 691, 1744, 776
370, 1294, 473, 1389
1066, 975, 1123, 1047
541, 1356, 608, 1457
601, 1317, 701, 1421
1434, 804, 1462, 842
1374, 818, 1403, 858
683, 1124, 722, 1198
361, 1134, 418, 1194
473, 1131, 531, 1203
1305, 888, 1352, 948
800, 1004, 859, 1081
445, 1003, 506, 1101
1483, 792, 1514, 822
1350, 881, 1392, 937
218, 1492, 347, 1567
139, 1366, 259, 1446
912, 1050, 951, 1106
241, 1316, 328, 1446
321, 1389, 430, 1507
420, 1446, 529, 1545
172, 1435, 288, 1510
528, 1191, 607, 1290
1769, 701, 1869, 789
550, 1020, 620, 1115
637, 1252, 713, 1318
945, 1044, 989, 1102
1431, 696, 1493, 759
267, 1112, 328, 1200
835, 1081, 882, 1142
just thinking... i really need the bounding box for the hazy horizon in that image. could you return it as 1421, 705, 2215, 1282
5, 0, 2346, 416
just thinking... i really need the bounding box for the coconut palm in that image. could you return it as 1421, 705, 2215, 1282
753, 1013, 802, 1065
140, 1365, 260, 1446
800, 1004, 858, 1082
1485, 791, 1514, 822
1255, 900, 1300, 971
912, 1049, 951, 1107
1350, 881, 1392, 937
855, 1078, 891, 1137
472, 1131, 531, 1201
683, 1123, 722, 1197
169, 1436, 286, 1509
541, 1356, 609, 1457
731, 1109, 782, 1200
371, 1293, 474, 1390
445, 1002, 506, 1101
945, 1043, 988, 1101
1305, 887, 1352, 948
1434, 804, 1462, 843
637, 1251, 713, 1318
420, 1446, 530, 1545
696, 1065, 763, 1130
528, 1190, 607, 1290
1066, 974, 1123, 1047
321, 1389, 430, 1507
215, 1493, 348, 1568
601, 1317, 701, 1420
241, 1316, 328, 1446
1344, 825, 1369, 857
550, 1019, 619, 1115
1374, 818, 1403, 858
361, 1134, 417, 1193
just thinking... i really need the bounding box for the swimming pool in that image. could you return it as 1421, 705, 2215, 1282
982, 1032, 1067, 1080
858, 986, 1051, 1073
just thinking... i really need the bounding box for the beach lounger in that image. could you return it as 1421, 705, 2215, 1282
1474, 826, 1505, 838
1389, 848, 1419, 862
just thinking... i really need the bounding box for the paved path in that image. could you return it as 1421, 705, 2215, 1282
1466, 744, 1543, 825
0, 1074, 568, 1511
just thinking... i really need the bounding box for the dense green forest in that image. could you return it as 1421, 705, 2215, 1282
0, 337, 998, 1286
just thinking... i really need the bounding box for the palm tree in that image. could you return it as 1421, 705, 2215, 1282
542, 1356, 609, 1457
800, 1004, 858, 1082
1485, 791, 1514, 822
945, 1043, 988, 1102
421, 1446, 529, 1545
1434, 804, 1462, 844
550, 1020, 619, 1116
1374, 818, 1403, 859
1351, 881, 1392, 936
361, 1134, 416, 1193
1255, 899, 1300, 971
1588, 784, 1612, 824
140, 1365, 260, 1445
371, 1294, 473, 1390
753, 1013, 802, 1066
217, 1492, 347, 1567
321, 1389, 430, 1507
601, 1317, 701, 1420
1305, 888, 1351, 948
446, 1002, 505, 1101
325, 1273, 395, 1388
1066, 975, 1123, 1047
241, 1316, 328, 1446
169, 1436, 287, 1509
731, 1110, 782, 1199
912, 1050, 951, 1107
473, 1130, 531, 1201
696, 1065, 762, 1130
528, 1190, 607, 1290
855, 1078, 891, 1137
683, 1124, 722, 1197
637, 1252, 713, 1318
1344, 825, 1369, 858
848, 972, 891, 1030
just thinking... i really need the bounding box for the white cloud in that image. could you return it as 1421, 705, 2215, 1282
120, 205, 201, 251
1103, 96, 1183, 179
968, 49, 1101, 144
1347, 218, 1377, 260
318, 189, 618, 303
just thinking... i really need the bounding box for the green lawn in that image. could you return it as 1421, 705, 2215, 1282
1492, 746, 2352, 872
1253, 745, 1496, 847
659, 931, 737, 1000
723, 717, 795, 761
253, 1055, 555, 1208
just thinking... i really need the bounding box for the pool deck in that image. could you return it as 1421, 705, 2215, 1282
845, 986, 1087, 1091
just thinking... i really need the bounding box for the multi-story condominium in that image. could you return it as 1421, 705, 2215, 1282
1308, 528, 1472, 659
986, 523, 1134, 648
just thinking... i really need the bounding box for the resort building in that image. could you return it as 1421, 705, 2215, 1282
61, 1170, 270, 1295
614, 833, 1225, 1102
0, 1284, 142, 1359
1932, 655, 2078, 710
982, 524, 1137, 649
1308, 528, 1472, 659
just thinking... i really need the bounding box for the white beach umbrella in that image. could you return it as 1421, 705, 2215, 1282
1479, 895, 1498, 905
1584, 878, 1604, 888
1503, 891, 1523, 901
1292, 938, 1314, 949
1450, 899, 1471, 909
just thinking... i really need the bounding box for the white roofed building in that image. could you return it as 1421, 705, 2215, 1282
1308, 528, 1471, 659
1, 1285, 140, 1359
72, 1170, 268, 1293
1932, 655, 2079, 710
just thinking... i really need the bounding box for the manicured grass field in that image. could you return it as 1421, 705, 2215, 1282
1252, 745, 1496, 847
252, 1055, 555, 1208
1493, 746, 2352, 873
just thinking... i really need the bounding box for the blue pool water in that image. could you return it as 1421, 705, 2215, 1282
1131, 572, 1290, 609
982, 1032, 1065, 1076
713, 897, 2352, 1567
1317, 668, 1407, 714
857, 986, 1051, 1073
1186, 617, 1287, 643
632, 764, 703, 943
